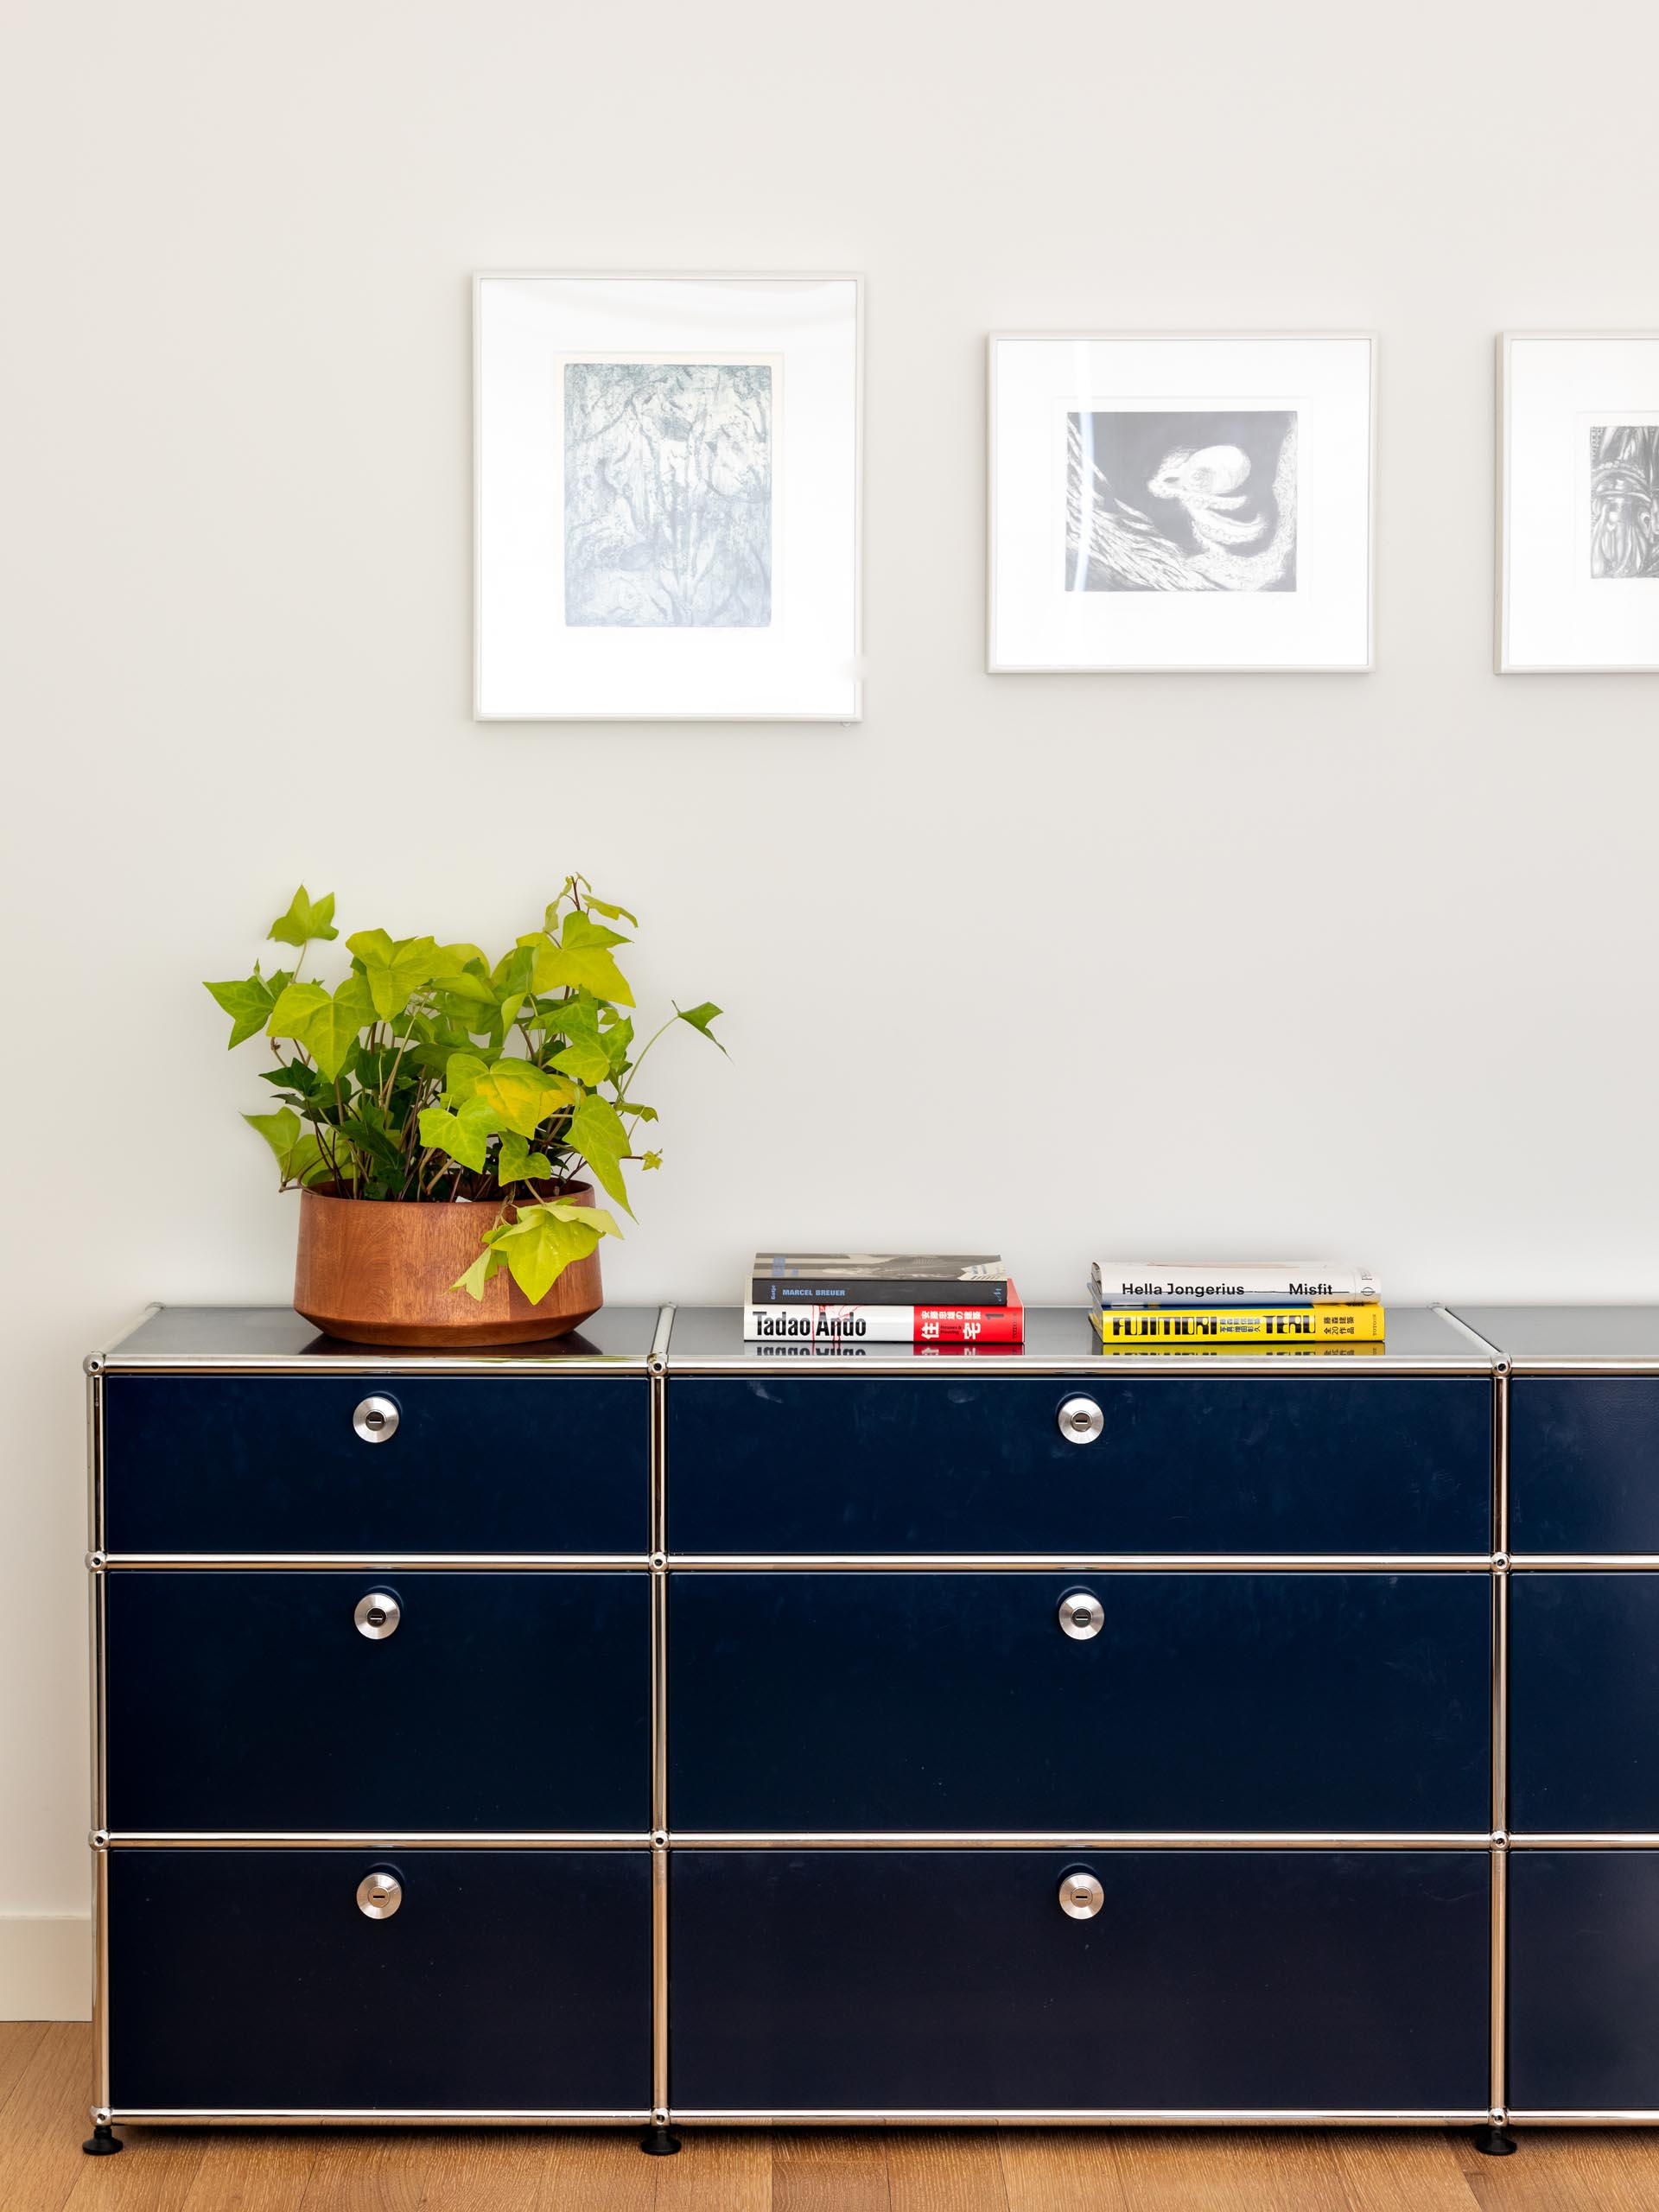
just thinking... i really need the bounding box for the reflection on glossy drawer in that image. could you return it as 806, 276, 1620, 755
667, 1376, 1491, 1554
105, 1573, 649, 1832
669, 1573, 1491, 1833
102, 1375, 649, 1554
670, 1850, 1490, 2112
108, 1849, 651, 2112
1510, 1575, 1659, 1831
1510, 1379, 1659, 1552
1510, 1852, 1659, 2110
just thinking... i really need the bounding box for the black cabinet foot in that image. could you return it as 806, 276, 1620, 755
82, 2125, 124, 2156
1475, 2123, 1517, 2157
639, 2125, 681, 2156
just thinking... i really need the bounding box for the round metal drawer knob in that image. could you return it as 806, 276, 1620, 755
1058, 1591, 1104, 1641
353, 1395, 400, 1445
1059, 1872, 1104, 1921
357, 1872, 403, 1920
354, 1591, 401, 1640
1058, 1395, 1103, 1446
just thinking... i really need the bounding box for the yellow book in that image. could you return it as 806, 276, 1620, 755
1091, 1304, 1385, 1344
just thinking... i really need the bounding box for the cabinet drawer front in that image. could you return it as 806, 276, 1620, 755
105, 1573, 648, 1832
667, 1376, 1491, 1554
669, 1573, 1491, 1833
1510, 1574, 1659, 1830
107, 1848, 650, 2113
1510, 1378, 1659, 1553
1510, 1852, 1659, 2111
670, 1849, 1489, 2113
102, 1375, 648, 1554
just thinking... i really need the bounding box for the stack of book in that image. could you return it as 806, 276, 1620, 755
746, 1254, 1023, 1345
1090, 1261, 1384, 1344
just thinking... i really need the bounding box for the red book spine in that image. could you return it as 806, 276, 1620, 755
912, 1294, 1025, 1344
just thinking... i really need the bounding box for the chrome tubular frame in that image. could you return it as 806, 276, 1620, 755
1488, 1357, 1511, 2130
648, 1310, 672, 2126
663, 1553, 1494, 1574
665, 2108, 1491, 2127
92, 1554, 652, 1573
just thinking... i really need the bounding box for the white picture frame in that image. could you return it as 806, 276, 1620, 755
988, 333, 1376, 674
1497, 332, 1659, 673
475, 273, 862, 721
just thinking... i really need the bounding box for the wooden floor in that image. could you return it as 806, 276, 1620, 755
7, 2025, 1659, 2212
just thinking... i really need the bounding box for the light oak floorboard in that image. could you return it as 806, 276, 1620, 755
652, 2126, 772, 2212
178, 2128, 321, 2212
772, 2126, 891, 2212
998, 2125, 1134, 2212
1104, 2126, 1395, 2212
887, 2128, 1008, 2212
13, 2036, 1659, 2210
1459, 2128, 1659, 2212
3, 2024, 122, 2212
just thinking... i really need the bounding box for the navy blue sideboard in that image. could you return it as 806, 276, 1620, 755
81, 1300, 1659, 2148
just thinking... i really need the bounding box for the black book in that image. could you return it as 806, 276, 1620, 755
749, 1253, 1009, 1307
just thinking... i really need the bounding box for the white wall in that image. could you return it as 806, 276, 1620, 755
4, 0, 1658, 2013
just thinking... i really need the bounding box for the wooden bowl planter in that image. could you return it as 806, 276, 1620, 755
293, 1181, 603, 1348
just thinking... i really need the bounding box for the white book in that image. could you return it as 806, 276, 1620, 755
1090, 1261, 1382, 1306
744, 1299, 1023, 1344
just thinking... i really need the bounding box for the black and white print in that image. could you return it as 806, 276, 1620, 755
1065, 409, 1298, 593
563, 361, 772, 627
1591, 425, 1659, 580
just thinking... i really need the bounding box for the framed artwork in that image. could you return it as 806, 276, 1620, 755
475, 274, 861, 720
988, 333, 1376, 673
1498, 333, 1659, 673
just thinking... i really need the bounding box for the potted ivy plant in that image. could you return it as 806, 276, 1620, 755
205, 877, 723, 1346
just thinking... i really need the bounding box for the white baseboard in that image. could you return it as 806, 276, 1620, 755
0, 1916, 90, 2020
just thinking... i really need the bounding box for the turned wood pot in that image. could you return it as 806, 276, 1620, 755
293, 1181, 603, 1348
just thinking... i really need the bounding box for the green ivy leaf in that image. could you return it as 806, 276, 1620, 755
473, 1199, 622, 1305
474, 1058, 572, 1138
306, 976, 376, 1084
245, 1107, 302, 1171
497, 1133, 554, 1185
417, 1096, 497, 1173
267, 886, 338, 947
530, 925, 635, 1007
641, 1149, 663, 1170
551, 1038, 612, 1085
581, 893, 639, 926
565, 1092, 632, 1213
346, 929, 442, 1021
675, 1001, 727, 1053
561, 910, 630, 951
450, 1249, 499, 1302
432, 970, 499, 1011
441, 1050, 492, 1106
266, 979, 331, 1044
205, 969, 276, 1049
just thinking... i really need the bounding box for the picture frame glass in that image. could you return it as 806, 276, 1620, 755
1501, 334, 1659, 672
476, 276, 861, 720
989, 335, 1375, 673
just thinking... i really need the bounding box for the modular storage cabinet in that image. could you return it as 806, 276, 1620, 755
88, 1301, 1659, 2152
1451, 1306, 1659, 2128
84, 1304, 664, 2151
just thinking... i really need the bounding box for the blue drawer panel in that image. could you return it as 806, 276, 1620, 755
1510, 1852, 1659, 2110
669, 1573, 1491, 1833
105, 1573, 649, 1831
1510, 1575, 1659, 1830
102, 1375, 648, 1554
667, 1376, 1491, 1554
1510, 1379, 1659, 1552
109, 1848, 650, 2111
671, 1850, 1490, 2112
